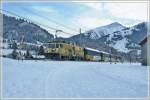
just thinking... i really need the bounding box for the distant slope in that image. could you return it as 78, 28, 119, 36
3, 14, 54, 43
84, 22, 126, 39
66, 22, 147, 53
107, 22, 147, 52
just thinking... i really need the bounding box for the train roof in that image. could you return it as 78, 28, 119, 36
47, 40, 71, 44
85, 47, 110, 55
17, 42, 42, 47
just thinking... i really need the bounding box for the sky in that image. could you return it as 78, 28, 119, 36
2, 1, 148, 37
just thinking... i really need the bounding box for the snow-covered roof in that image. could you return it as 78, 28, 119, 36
18, 42, 42, 47
85, 47, 100, 52
99, 50, 110, 55
85, 47, 110, 54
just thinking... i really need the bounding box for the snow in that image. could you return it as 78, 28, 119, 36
2, 49, 37, 56
2, 43, 9, 49
113, 38, 130, 53
89, 31, 101, 39
84, 22, 125, 39
32, 55, 45, 59
107, 28, 133, 42
94, 22, 125, 37
2, 58, 148, 98
2, 49, 13, 56
85, 47, 109, 54
21, 42, 42, 47
19, 22, 29, 27
85, 47, 100, 53
2, 49, 27, 56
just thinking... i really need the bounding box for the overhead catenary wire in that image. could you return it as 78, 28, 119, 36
33, 12, 78, 33
20, 7, 79, 33
0, 9, 77, 36
56, 9, 91, 33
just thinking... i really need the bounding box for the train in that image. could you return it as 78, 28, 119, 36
43, 41, 84, 60
83, 47, 121, 62
43, 41, 121, 62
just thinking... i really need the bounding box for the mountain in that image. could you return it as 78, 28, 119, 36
3, 14, 147, 55
107, 22, 147, 52
65, 22, 147, 53
126, 22, 148, 43
3, 14, 54, 43
84, 22, 126, 39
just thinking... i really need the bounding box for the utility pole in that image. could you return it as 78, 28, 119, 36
36, 32, 38, 60
79, 28, 82, 34
55, 30, 62, 41
19, 33, 24, 49
19, 32, 24, 61
79, 28, 82, 47
107, 42, 112, 63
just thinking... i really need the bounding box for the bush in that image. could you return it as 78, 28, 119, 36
25, 50, 33, 59
12, 42, 18, 49
38, 46, 44, 55
12, 49, 18, 59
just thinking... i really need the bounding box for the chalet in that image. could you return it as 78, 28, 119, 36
139, 35, 150, 66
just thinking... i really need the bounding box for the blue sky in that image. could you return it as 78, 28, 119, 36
2, 1, 148, 37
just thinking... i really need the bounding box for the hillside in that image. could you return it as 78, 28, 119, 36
3, 14, 54, 43
3, 14, 148, 55
65, 22, 147, 53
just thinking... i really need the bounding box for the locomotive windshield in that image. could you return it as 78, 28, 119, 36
48, 44, 55, 48
44, 43, 61, 48
44, 44, 55, 48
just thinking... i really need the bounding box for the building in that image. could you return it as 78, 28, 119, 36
139, 35, 150, 66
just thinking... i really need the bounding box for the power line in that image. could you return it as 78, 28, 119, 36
55, 9, 90, 32
35, 13, 78, 33
0, 9, 76, 36
20, 7, 79, 33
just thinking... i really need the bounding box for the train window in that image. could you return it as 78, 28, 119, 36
56, 44, 59, 48
60, 44, 63, 48
73, 47, 75, 50
48, 44, 55, 48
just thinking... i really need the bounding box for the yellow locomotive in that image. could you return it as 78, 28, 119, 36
43, 41, 85, 60
43, 41, 121, 62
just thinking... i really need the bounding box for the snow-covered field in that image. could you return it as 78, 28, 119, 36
2, 49, 36, 56
2, 58, 148, 98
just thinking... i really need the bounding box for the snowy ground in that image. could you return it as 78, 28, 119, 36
2, 49, 36, 56
2, 58, 148, 98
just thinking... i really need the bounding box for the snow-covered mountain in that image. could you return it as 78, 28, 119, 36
66, 22, 147, 53
84, 22, 126, 39
105, 22, 147, 52
3, 14, 147, 54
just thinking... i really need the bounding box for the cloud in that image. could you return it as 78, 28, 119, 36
72, 15, 112, 30
31, 6, 57, 14
72, 2, 148, 29
70, 2, 112, 30
76, 2, 147, 21
105, 2, 148, 21
7, 2, 147, 37
79, 2, 103, 11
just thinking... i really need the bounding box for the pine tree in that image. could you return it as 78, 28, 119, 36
38, 46, 44, 55
12, 41, 18, 49
12, 49, 18, 59
25, 49, 32, 59
83, 48, 88, 60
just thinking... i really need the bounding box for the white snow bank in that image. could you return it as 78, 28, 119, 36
113, 38, 130, 53
85, 47, 109, 54
2, 49, 36, 56
2, 58, 148, 98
